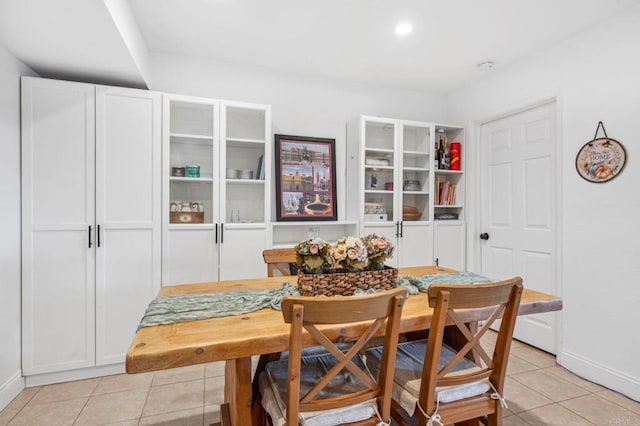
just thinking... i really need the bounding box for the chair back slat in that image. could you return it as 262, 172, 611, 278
282, 286, 407, 423
262, 248, 297, 277
281, 288, 403, 324
427, 279, 518, 309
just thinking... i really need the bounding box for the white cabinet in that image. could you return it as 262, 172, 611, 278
433, 124, 466, 270
347, 115, 434, 267
162, 94, 271, 285
434, 125, 465, 222
434, 222, 466, 271
21, 77, 161, 376
347, 116, 466, 270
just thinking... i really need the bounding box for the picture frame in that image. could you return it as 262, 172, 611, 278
275, 134, 338, 221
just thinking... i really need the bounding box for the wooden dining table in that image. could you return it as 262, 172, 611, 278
126, 266, 562, 425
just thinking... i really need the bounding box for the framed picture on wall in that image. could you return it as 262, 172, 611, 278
275, 134, 337, 221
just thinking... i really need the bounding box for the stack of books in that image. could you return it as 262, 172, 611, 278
435, 177, 456, 206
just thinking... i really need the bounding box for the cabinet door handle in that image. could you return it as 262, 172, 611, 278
220, 223, 224, 244
435, 257, 439, 266
88, 225, 93, 248
215, 224, 218, 244
480, 232, 490, 240
395, 221, 399, 237
400, 221, 404, 238
97, 224, 101, 247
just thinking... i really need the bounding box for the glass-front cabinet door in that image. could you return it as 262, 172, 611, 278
399, 121, 432, 224
362, 117, 397, 225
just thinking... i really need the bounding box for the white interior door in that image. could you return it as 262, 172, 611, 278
480, 100, 559, 354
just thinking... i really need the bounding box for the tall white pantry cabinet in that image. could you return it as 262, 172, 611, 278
21, 77, 161, 383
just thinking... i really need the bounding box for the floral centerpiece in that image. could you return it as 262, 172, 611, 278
294, 234, 397, 296
328, 236, 368, 271
362, 234, 395, 270
293, 237, 329, 274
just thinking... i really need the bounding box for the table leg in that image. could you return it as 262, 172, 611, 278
225, 357, 252, 426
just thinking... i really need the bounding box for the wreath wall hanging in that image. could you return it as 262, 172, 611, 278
575, 121, 626, 183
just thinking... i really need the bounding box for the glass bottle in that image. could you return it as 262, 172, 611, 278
437, 135, 445, 169
443, 137, 450, 170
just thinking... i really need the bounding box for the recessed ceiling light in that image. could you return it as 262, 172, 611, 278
477, 61, 495, 71
395, 22, 412, 35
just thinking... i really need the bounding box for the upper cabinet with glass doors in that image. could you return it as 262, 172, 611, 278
346, 116, 434, 227
166, 97, 218, 226
347, 115, 435, 268
221, 102, 270, 225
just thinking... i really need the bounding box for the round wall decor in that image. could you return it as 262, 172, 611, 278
575, 122, 626, 183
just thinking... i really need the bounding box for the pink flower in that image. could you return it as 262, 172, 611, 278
309, 244, 319, 255
375, 239, 387, 250
347, 248, 358, 259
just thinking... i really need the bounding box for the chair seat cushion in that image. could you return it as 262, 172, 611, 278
261, 352, 378, 426
365, 340, 490, 416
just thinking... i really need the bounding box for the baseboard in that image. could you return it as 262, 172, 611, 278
0, 370, 25, 412
561, 349, 640, 402
24, 363, 125, 387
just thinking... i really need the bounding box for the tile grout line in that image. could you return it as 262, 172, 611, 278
202, 373, 206, 426
555, 398, 602, 426
136, 373, 155, 425
73, 379, 103, 425
538, 365, 605, 393
592, 389, 640, 416
4, 386, 42, 424
517, 400, 598, 426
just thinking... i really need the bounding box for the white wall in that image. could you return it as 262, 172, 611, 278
148, 53, 448, 220
0, 43, 36, 409
447, 5, 640, 400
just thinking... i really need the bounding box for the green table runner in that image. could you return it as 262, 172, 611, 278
137, 272, 491, 330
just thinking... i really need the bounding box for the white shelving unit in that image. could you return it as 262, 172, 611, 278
347, 116, 467, 270
162, 95, 271, 284
433, 124, 466, 269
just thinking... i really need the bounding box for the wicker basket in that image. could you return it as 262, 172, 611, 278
297, 267, 398, 296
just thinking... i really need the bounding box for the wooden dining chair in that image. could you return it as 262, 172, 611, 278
257, 287, 408, 426
263, 248, 298, 277
219, 402, 232, 426
366, 277, 523, 426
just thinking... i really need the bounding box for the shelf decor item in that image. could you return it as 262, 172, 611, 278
450, 142, 461, 171
576, 121, 626, 183
171, 167, 185, 177
169, 212, 204, 223
185, 165, 200, 178
275, 134, 337, 221
295, 234, 397, 296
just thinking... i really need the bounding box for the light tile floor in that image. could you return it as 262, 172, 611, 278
1, 333, 639, 425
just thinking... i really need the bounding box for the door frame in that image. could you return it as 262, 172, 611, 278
466, 93, 564, 360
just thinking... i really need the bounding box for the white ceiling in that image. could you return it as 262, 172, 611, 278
1, 0, 639, 93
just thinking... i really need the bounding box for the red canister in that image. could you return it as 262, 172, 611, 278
449, 142, 461, 170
